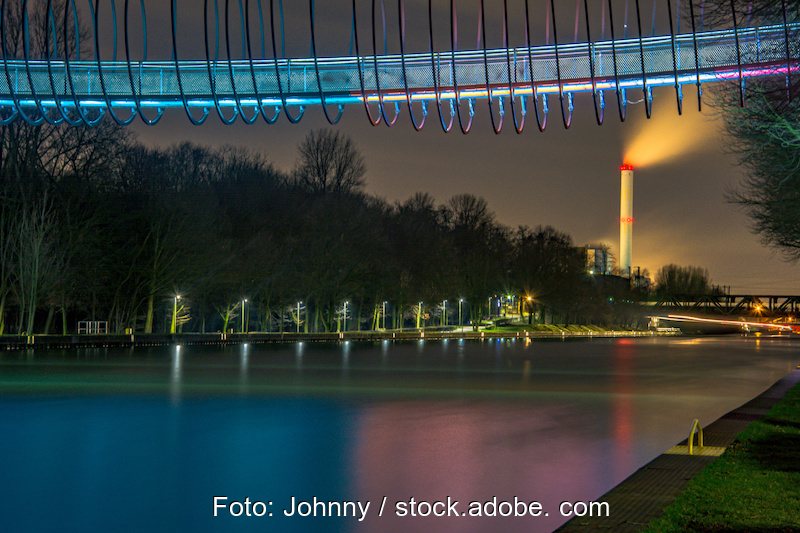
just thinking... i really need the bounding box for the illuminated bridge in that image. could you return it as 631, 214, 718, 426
1, 0, 797, 130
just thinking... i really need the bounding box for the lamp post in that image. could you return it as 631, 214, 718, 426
442, 300, 447, 327
343, 301, 349, 332
459, 299, 463, 329
297, 301, 302, 333
527, 296, 532, 324
171, 295, 181, 334
416, 302, 422, 330
241, 299, 248, 333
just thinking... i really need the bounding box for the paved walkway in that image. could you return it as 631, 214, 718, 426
554, 368, 800, 533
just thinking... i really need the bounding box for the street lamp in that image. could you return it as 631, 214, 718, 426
297, 301, 302, 333
171, 294, 181, 334
527, 296, 532, 324
241, 299, 248, 333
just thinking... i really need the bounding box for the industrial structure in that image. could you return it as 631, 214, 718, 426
619, 164, 634, 277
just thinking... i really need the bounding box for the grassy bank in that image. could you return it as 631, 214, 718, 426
483, 324, 634, 334
643, 381, 800, 532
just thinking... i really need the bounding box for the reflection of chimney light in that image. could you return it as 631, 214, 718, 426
620, 165, 634, 277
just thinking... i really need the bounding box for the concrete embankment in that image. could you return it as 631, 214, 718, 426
0, 329, 672, 349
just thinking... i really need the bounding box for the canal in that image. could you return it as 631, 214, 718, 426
1, 335, 797, 532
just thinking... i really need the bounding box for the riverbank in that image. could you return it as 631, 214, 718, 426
641, 371, 800, 532
0, 325, 676, 349
555, 368, 800, 532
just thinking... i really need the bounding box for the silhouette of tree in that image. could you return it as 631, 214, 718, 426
293, 129, 366, 195
654, 264, 713, 295
699, 1, 800, 260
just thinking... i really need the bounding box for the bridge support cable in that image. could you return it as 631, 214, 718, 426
501, 0, 526, 134
94, 0, 138, 125
171, 0, 210, 125
269, 0, 305, 124
45, 0, 82, 125
310, 0, 344, 125
223, 0, 260, 124
481, 0, 505, 134
450, 0, 475, 134
352, 0, 380, 126
688, 0, 703, 111
205, 0, 239, 124
427, 0, 455, 132
244, 0, 280, 124
584, 0, 605, 126
399, 0, 427, 131
607, 0, 628, 122
26, 0, 63, 125
124, 0, 164, 125
372, 0, 401, 127
634, 0, 653, 118
550, 0, 574, 129
730, 0, 745, 107
524, 0, 548, 132
782, 0, 793, 102
2, 0, 43, 125
666, 0, 682, 115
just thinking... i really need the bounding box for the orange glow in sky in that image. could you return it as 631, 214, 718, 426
622, 105, 719, 168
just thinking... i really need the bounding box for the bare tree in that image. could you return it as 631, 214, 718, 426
13, 197, 64, 334
293, 129, 366, 195
693, 0, 800, 260
655, 264, 713, 295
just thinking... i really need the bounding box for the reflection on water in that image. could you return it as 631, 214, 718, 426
1, 336, 798, 533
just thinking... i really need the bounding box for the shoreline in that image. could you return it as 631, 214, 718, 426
0, 328, 677, 350
554, 368, 800, 532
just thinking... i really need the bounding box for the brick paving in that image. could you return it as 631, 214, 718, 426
553, 369, 800, 533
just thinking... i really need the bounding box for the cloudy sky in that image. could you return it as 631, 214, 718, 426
120, 0, 798, 293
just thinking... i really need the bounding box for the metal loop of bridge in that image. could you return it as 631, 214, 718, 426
0, 0, 798, 130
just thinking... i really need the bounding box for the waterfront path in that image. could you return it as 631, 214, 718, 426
554, 368, 800, 532
0, 328, 671, 349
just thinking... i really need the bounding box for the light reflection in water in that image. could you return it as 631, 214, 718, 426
1, 336, 798, 533
296, 341, 305, 373
240, 343, 250, 392
170, 344, 182, 404
611, 340, 636, 481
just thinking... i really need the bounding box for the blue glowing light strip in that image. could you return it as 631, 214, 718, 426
1, 21, 797, 128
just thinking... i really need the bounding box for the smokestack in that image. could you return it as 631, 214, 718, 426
620, 164, 634, 277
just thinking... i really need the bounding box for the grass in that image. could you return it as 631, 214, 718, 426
642, 381, 800, 533
483, 324, 625, 334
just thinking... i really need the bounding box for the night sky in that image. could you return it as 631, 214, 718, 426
120, 0, 798, 294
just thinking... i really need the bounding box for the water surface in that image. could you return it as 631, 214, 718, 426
1, 335, 797, 532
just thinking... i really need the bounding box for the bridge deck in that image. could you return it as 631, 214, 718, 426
1, 24, 797, 114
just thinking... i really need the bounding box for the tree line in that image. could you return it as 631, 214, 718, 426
0, 121, 653, 335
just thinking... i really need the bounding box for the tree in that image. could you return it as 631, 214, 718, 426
442, 194, 508, 330
293, 129, 366, 195
654, 264, 713, 295
703, 1, 800, 260
511, 226, 587, 324
13, 197, 65, 334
